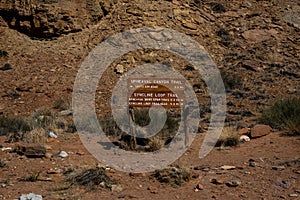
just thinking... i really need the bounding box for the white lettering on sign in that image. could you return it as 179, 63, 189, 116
128, 78, 185, 108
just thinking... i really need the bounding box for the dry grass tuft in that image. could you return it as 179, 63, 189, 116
215, 126, 240, 147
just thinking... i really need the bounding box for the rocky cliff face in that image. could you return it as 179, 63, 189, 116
0, 0, 114, 39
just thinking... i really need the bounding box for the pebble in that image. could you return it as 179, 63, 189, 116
211, 178, 225, 185
240, 135, 250, 142
59, 151, 68, 158
111, 184, 123, 192
49, 131, 58, 138
20, 193, 43, 200
45, 153, 53, 158
1, 147, 12, 152
226, 180, 241, 187
249, 159, 256, 167
220, 165, 236, 170
47, 168, 62, 174
115, 64, 125, 74
289, 194, 298, 197
272, 166, 286, 171
194, 183, 204, 191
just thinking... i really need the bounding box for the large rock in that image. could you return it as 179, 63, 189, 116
15, 145, 46, 158
242, 29, 277, 43
250, 124, 272, 138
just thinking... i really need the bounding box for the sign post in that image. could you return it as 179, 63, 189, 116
127, 78, 187, 149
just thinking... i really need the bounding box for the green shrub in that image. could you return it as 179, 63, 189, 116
260, 98, 300, 134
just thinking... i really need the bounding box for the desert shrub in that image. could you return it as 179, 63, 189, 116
31, 108, 57, 131
147, 136, 163, 151
23, 128, 46, 144
0, 115, 32, 135
53, 98, 70, 111
215, 126, 239, 147
100, 117, 123, 137
67, 168, 116, 189
134, 109, 151, 126
260, 98, 300, 134
23, 171, 41, 182
153, 167, 191, 187
220, 69, 243, 92
206, 69, 242, 93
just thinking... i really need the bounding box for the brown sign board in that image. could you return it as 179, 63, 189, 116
128, 78, 185, 108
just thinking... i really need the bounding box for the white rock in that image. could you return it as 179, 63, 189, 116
49, 131, 58, 138
59, 151, 68, 158
111, 184, 123, 192
20, 193, 43, 200
115, 64, 125, 74
220, 165, 236, 170
240, 135, 250, 142
289, 194, 298, 197
1, 147, 12, 152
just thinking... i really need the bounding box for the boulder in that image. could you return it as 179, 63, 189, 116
250, 124, 272, 138
15, 145, 46, 158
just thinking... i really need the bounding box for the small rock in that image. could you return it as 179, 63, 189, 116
182, 20, 198, 30
249, 160, 256, 167
226, 180, 241, 187
241, 60, 261, 72
250, 124, 272, 138
47, 138, 58, 143
238, 127, 249, 135
274, 180, 291, 189
0, 63, 12, 71
211, 178, 225, 185
1, 147, 12, 152
111, 184, 123, 192
76, 150, 85, 155
279, 195, 286, 199
240, 135, 250, 142
147, 186, 159, 194
59, 151, 68, 158
59, 110, 73, 116
289, 194, 298, 197
194, 183, 204, 191
272, 166, 286, 171
47, 168, 62, 174
48, 131, 58, 139
45, 153, 53, 158
20, 193, 43, 200
115, 64, 125, 74
220, 165, 236, 170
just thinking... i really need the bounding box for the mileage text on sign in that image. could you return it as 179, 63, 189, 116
128, 78, 185, 108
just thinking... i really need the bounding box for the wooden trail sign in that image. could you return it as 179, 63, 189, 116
128, 78, 185, 108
